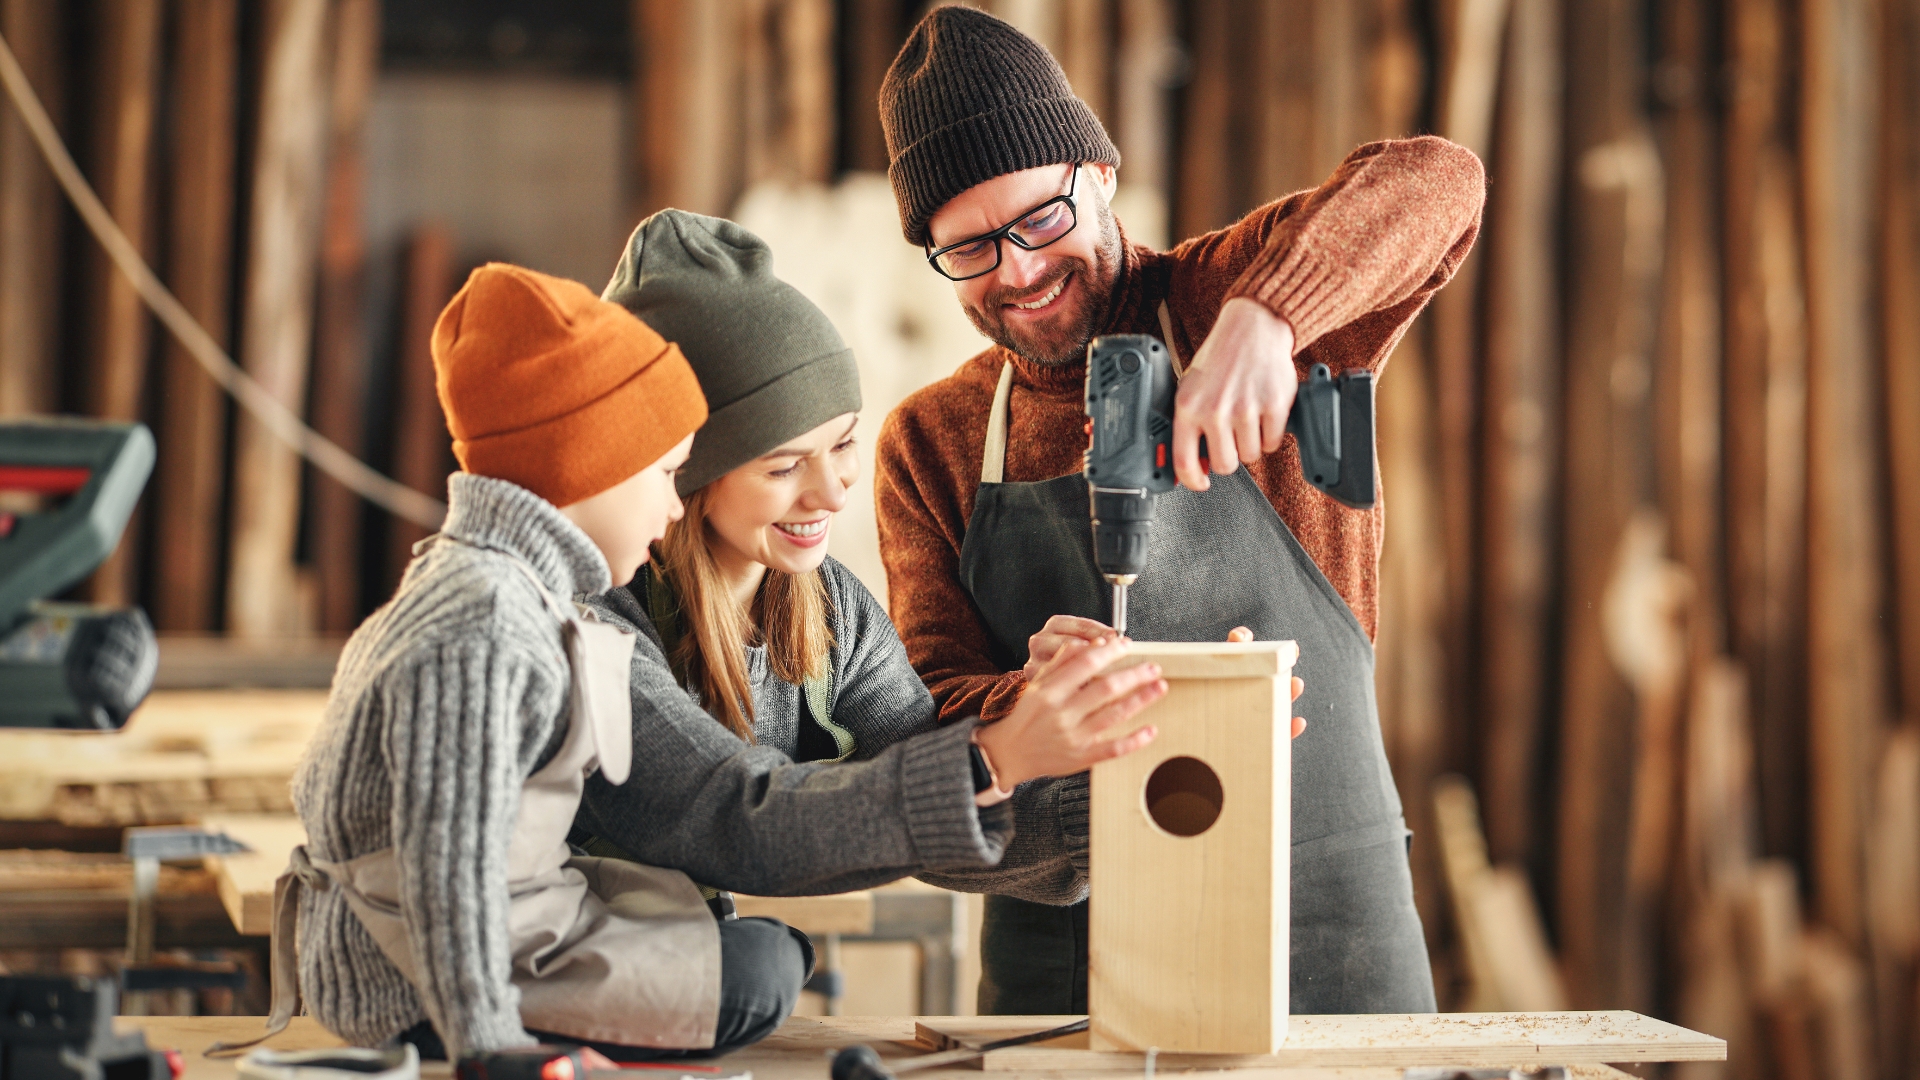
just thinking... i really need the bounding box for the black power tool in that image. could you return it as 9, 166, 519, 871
0, 419, 158, 730
0, 974, 177, 1079
1083, 334, 1375, 632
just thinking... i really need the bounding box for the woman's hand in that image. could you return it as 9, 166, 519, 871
979, 636, 1166, 789
1023, 615, 1114, 677
1022, 622, 1304, 740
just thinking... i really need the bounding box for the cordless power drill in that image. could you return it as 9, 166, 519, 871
1082, 334, 1376, 633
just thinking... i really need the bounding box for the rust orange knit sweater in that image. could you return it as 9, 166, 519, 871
875, 135, 1486, 724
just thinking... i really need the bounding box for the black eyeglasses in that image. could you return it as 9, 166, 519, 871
925, 164, 1081, 281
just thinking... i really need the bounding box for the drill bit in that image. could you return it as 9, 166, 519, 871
1107, 575, 1136, 635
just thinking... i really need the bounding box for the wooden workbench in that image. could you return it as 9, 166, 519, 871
122, 1013, 1721, 1079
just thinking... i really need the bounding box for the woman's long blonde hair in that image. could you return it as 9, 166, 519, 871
653, 485, 833, 740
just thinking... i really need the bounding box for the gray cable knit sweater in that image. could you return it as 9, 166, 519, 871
293, 474, 1010, 1056
579, 558, 1091, 904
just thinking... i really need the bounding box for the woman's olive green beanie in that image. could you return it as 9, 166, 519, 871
603, 210, 861, 495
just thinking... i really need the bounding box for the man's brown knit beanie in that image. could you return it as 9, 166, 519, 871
432, 263, 707, 508
880, 5, 1119, 246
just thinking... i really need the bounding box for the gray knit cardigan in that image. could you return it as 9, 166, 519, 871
578, 558, 1091, 904
291, 475, 1009, 1058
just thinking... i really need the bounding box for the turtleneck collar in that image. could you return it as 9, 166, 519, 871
1000, 221, 1160, 394
440, 472, 612, 600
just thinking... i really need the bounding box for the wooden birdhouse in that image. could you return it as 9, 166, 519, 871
1088, 640, 1297, 1054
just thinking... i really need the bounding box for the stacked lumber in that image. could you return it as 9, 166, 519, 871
0, 691, 324, 827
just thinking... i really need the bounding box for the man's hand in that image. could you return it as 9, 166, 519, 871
1172, 297, 1299, 491
1028, 619, 1306, 738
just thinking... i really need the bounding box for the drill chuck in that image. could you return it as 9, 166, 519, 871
1089, 486, 1154, 578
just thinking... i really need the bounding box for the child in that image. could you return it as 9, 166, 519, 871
262, 263, 765, 1061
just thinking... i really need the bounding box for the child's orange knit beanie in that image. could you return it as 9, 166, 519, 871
431, 263, 708, 506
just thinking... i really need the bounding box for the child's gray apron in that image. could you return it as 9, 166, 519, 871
228, 551, 721, 1055
957, 359, 1435, 1015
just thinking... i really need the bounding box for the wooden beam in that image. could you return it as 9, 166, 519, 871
1426, 0, 1506, 795
386, 224, 456, 591
743, 0, 835, 188
1373, 328, 1451, 994
1361, 0, 1445, 999
1474, 0, 1559, 867
1721, 0, 1808, 871
1652, 0, 1722, 650
1055, 0, 1111, 125
150, 0, 238, 634
1110, 0, 1174, 247
0, 0, 64, 419
1883, 0, 1920, 722
78, 0, 163, 607
836, 0, 902, 174
1799, 0, 1888, 948
305, 0, 380, 635
632, 0, 741, 219
1555, 0, 1664, 1010
1172, 0, 1236, 237
1255, 0, 1324, 199
226, 0, 332, 639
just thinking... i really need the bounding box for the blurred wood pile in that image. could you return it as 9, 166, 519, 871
0, 691, 325, 826
0, 0, 1915, 1073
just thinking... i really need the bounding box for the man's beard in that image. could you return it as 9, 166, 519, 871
961, 193, 1122, 368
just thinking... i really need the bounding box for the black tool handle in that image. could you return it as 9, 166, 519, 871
455, 1046, 590, 1080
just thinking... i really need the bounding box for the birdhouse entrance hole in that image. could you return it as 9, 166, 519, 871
1144, 755, 1224, 836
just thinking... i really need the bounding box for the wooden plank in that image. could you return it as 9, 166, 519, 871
199, 813, 307, 935
385, 224, 456, 591
1882, 0, 1920, 722
0, 690, 325, 823
921, 1012, 1724, 1070
225, 0, 332, 639
0, 0, 65, 419
631, 0, 740, 219
116, 1017, 345, 1080
1088, 659, 1291, 1053
1721, 0, 1808, 871
150, 0, 238, 634
78, 0, 163, 607
122, 1014, 1658, 1079
1101, 639, 1296, 680
1554, 0, 1664, 1010
305, 0, 381, 635
0, 888, 245, 951
733, 891, 876, 936
1473, 0, 1559, 867
1799, 0, 1889, 948
1433, 775, 1567, 1013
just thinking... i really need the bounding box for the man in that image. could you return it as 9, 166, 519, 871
874, 7, 1485, 1015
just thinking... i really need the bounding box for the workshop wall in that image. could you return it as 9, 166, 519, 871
0, 1, 1914, 1074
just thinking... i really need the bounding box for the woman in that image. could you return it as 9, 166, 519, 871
568, 211, 1171, 1049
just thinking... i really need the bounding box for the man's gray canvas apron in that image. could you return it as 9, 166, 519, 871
218, 548, 721, 1056
956, 359, 1434, 1016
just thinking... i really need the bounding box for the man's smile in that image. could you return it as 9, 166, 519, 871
1003, 271, 1073, 319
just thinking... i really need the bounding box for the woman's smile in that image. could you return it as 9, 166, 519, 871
772, 517, 830, 548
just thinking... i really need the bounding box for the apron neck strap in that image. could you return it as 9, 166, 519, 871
980, 360, 1016, 484
1157, 301, 1189, 378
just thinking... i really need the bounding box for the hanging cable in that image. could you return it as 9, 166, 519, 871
0, 30, 446, 528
